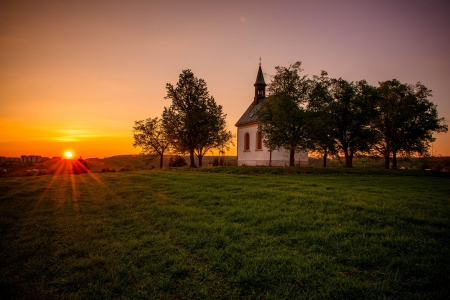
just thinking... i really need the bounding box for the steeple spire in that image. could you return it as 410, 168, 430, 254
254, 58, 266, 104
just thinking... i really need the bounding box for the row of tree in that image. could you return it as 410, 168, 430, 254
257, 62, 448, 168
133, 70, 233, 168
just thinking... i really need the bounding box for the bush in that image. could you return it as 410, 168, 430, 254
169, 156, 187, 167
212, 157, 219, 167
119, 162, 135, 172
422, 156, 450, 172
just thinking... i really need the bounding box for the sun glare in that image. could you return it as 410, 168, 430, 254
64, 151, 73, 159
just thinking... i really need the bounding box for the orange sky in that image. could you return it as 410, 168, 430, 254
1, 0, 449, 158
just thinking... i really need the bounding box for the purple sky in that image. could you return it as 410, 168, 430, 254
1, 0, 449, 157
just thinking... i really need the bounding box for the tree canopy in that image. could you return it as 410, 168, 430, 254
332, 79, 378, 167
374, 79, 448, 169
132, 117, 170, 168
307, 71, 338, 167
162, 69, 233, 167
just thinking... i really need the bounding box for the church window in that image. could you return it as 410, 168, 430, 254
244, 132, 250, 151
256, 132, 263, 150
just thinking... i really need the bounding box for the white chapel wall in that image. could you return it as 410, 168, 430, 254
237, 124, 308, 166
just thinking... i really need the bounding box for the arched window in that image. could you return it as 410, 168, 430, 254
244, 132, 250, 151
256, 132, 263, 150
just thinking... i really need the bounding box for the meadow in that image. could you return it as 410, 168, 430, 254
0, 168, 449, 299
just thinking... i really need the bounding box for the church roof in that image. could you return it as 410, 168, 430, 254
254, 65, 266, 85
235, 97, 267, 127
236, 63, 268, 127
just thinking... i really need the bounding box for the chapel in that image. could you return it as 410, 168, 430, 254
235, 63, 308, 166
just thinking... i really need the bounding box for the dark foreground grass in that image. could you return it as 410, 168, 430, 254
0, 168, 449, 299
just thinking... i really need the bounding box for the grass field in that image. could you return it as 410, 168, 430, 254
0, 168, 449, 299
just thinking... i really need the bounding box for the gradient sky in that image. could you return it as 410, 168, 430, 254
1, 0, 449, 158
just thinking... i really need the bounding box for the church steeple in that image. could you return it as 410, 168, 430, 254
254, 58, 266, 104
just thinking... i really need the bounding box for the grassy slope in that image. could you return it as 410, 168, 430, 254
0, 169, 449, 299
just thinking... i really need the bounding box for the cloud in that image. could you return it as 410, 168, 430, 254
240, 17, 246, 23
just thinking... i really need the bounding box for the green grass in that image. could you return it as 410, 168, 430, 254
0, 168, 449, 299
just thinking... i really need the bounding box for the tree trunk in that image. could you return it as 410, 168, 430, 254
392, 150, 397, 169
344, 148, 353, 167
159, 151, 164, 169
198, 155, 203, 167
384, 151, 390, 169
323, 147, 328, 168
189, 150, 197, 168
289, 149, 295, 166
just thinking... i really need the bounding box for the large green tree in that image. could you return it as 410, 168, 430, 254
256, 62, 310, 166
310, 78, 377, 167
192, 97, 233, 167
307, 71, 338, 167
163, 69, 232, 167
374, 79, 448, 169
132, 117, 171, 168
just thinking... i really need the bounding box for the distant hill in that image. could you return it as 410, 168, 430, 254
86, 155, 237, 171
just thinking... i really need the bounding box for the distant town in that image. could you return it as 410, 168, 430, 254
0, 155, 63, 176
0, 155, 60, 164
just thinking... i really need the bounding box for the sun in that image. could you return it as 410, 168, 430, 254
64, 151, 73, 159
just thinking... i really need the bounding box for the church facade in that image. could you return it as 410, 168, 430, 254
235, 64, 308, 166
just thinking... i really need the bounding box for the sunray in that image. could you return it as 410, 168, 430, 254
84, 171, 106, 187
32, 158, 112, 218
69, 172, 79, 218
35, 159, 68, 209
73, 159, 107, 187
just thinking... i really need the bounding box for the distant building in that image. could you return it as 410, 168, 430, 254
235, 63, 308, 166
0, 157, 21, 163
21, 155, 42, 164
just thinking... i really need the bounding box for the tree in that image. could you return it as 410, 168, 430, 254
307, 71, 338, 167
192, 98, 233, 167
311, 78, 377, 167
168, 155, 187, 167
133, 117, 171, 168
256, 62, 310, 166
163, 69, 232, 167
374, 79, 448, 169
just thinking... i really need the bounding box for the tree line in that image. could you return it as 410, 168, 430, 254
257, 62, 448, 168
133, 69, 233, 168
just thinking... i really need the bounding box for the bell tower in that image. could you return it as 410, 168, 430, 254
254, 58, 266, 105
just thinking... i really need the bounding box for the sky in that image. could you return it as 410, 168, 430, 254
1, 0, 449, 158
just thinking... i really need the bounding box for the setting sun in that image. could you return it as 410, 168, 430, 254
64, 151, 73, 159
